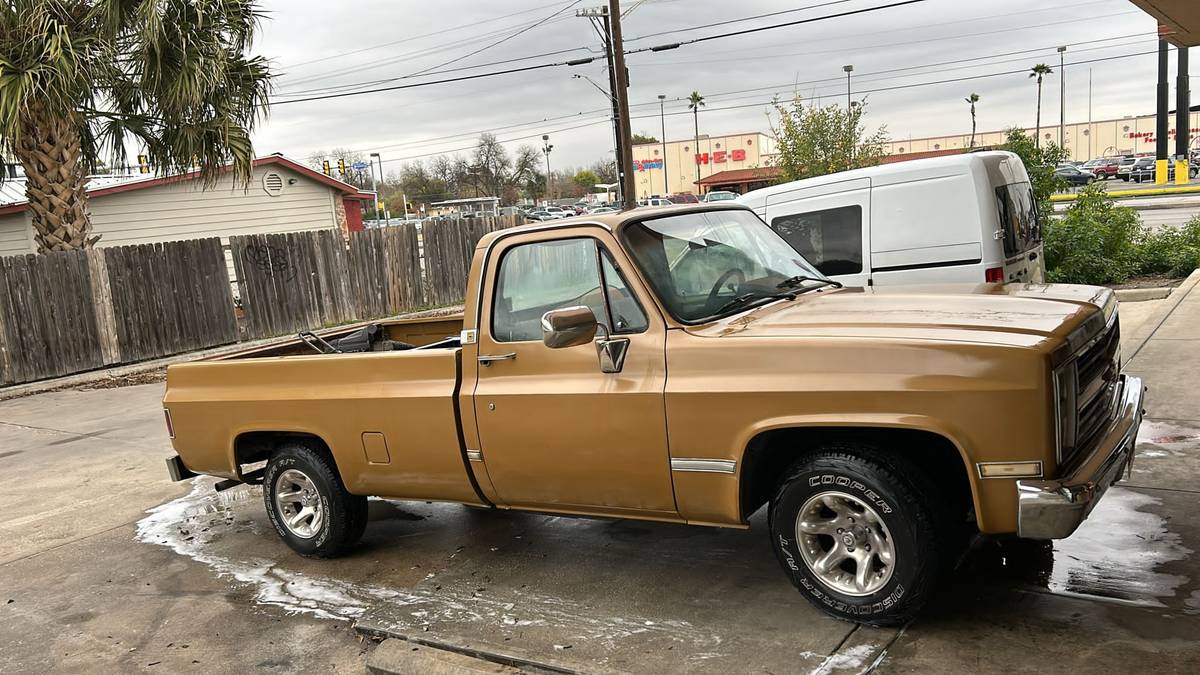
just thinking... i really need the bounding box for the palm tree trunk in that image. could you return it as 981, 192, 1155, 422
970, 106, 976, 148
693, 108, 700, 190
11, 110, 94, 253
1035, 80, 1043, 148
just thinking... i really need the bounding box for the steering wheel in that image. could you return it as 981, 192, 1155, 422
707, 268, 746, 308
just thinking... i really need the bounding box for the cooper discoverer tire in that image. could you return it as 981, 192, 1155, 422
768, 443, 951, 626
263, 442, 368, 558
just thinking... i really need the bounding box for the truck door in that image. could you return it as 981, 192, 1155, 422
470, 230, 677, 516
764, 179, 871, 288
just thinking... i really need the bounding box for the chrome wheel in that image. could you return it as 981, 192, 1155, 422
795, 491, 895, 596
274, 469, 324, 539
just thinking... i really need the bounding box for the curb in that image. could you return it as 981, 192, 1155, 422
1050, 184, 1200, 201
1113, 286, 1174, 302
1124, 268, 1200, 363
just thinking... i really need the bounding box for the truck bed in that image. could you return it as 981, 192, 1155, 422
214, 314, 466, 360
164, 311, 484, 505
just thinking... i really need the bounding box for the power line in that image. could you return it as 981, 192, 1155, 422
374, 119, 614, 166
279, 0, 573, 71
270, 0, 926, 107
624, 0, 928, 55
405, 0, 583, 78
270, 57, 596, 106
625, 0, 858, 42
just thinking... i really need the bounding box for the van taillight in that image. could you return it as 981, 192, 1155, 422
163, 408, 175, 439
985, 267, 1004, 283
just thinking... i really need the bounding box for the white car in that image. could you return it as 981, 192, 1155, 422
738, 151, 1045, 287
543, 207, 569, 219
639, 197, 674, 208
704, 190, 738, 202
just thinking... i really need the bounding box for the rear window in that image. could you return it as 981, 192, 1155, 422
995, 182, 1041, 258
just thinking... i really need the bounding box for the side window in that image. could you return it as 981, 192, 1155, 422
601, 251, 648, 334
492, 238, 604, 342
769, 205, 864, 276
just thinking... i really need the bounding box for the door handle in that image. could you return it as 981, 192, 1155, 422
478, 352, 516, 365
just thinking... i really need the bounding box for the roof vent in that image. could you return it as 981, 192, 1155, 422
262, 172, 285, 197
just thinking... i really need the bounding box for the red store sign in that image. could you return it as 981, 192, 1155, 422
695, 149, 747, 165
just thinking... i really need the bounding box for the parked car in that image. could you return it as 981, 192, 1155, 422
1126, 157, 1158, 182
1130, 159, 1199, 183
703, 190, 739, 202
639, 197, 674, 208
543, 207, 570, 219
1117, 155, 1147, 181
668, 193, 700, 204
165, 203, 1142, 627
1054, 165, 1096, 186
525, 210, 555, 222
738, 151, 1045, 287
588, 206, 618, 214
1080, 158, 1119, 179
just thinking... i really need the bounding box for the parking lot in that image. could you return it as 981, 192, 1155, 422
2, 279, 1199, 674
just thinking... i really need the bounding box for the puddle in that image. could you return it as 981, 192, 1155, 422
965, 488, 1192, 607
1137, 420, 1200, 448
136, 479, 724, 654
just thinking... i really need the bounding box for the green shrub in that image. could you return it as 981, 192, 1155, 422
1137, 216, 1200, 278
1043, 184, 1142, 285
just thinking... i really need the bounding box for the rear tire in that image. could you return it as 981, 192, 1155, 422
263, 442, 368, 557
768, 443, 952, 626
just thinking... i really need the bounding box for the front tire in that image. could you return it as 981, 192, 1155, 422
768, 443, 951, 626
263, 442, 368, 557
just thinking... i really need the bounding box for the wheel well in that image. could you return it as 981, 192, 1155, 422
233, 431, 334, 478
738, 427, 973, 523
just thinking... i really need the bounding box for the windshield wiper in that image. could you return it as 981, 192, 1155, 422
713, 291, 791, 315
776, 275, 843, 294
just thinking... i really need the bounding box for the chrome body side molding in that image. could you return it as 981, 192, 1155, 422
670, 458, 736, 474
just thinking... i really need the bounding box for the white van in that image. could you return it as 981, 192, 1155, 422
737, 151, 1045, 287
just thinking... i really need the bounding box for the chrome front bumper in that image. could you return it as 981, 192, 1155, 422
1016, 375, 1144, 539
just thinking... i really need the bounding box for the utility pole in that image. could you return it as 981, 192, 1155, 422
541, 135, 553, 202
578, 6, 624, 205
1058, 46, 1066, 150
658, 94, 669, 195
1088, 68, 1093, 160
843, 65, 854, 167
608, 0, 636, 210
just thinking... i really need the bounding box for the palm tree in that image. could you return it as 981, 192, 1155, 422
0, 0, 272, 253
687, 91, 705, 188
965, 93, 980, 148
1029, 64, 1053, 148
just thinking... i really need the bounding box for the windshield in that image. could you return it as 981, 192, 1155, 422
623, 209, 828, 323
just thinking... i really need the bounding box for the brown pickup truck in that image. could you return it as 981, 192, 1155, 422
163, 203, 1143, 625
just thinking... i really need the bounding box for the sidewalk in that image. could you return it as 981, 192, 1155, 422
1124, 269, 1200, 422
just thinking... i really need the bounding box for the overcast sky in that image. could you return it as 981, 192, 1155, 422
253, 0, 1171, 174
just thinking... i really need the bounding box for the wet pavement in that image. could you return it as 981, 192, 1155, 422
3, 277, 1200, 673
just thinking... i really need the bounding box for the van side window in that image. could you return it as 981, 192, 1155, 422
769, 206, 864, 276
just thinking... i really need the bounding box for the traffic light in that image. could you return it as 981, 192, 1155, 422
321, 160, 331, 176
137, 154, 150, 174
337, 158, 347, 176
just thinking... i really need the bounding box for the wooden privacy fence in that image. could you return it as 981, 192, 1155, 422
0, 215, 523, 386
231, 215, 521, 340
0, 238, 237, 386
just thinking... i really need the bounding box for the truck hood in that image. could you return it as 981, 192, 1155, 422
688, 283, 1114, 345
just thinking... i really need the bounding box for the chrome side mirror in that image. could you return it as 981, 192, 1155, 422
541, 306, 598, 349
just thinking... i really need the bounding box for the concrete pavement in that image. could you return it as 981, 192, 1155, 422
1, 287, 1198, 673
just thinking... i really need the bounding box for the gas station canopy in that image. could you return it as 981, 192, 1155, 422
1130, 1, 1200, 46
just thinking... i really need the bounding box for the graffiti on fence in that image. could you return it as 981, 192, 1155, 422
243, 243, 296, 282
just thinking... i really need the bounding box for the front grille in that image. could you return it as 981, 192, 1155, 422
1058, 317, 1121, 470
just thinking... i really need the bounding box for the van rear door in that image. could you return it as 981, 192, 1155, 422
763, 178, 871, 287
995, 182, 1045, 284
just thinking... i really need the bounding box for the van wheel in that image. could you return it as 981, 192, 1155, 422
768, 443, 951, 626
263, 442, 368, 557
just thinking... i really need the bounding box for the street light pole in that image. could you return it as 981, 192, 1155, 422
843, 65, 854, 167
369, 152, 390, 225
658, 94, 668, 195
542, 135, 553, 202
1058, 46, 1066, 150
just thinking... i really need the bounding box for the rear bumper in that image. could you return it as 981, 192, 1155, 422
166, 455, 198, 482
1016, 375, 1144, 539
